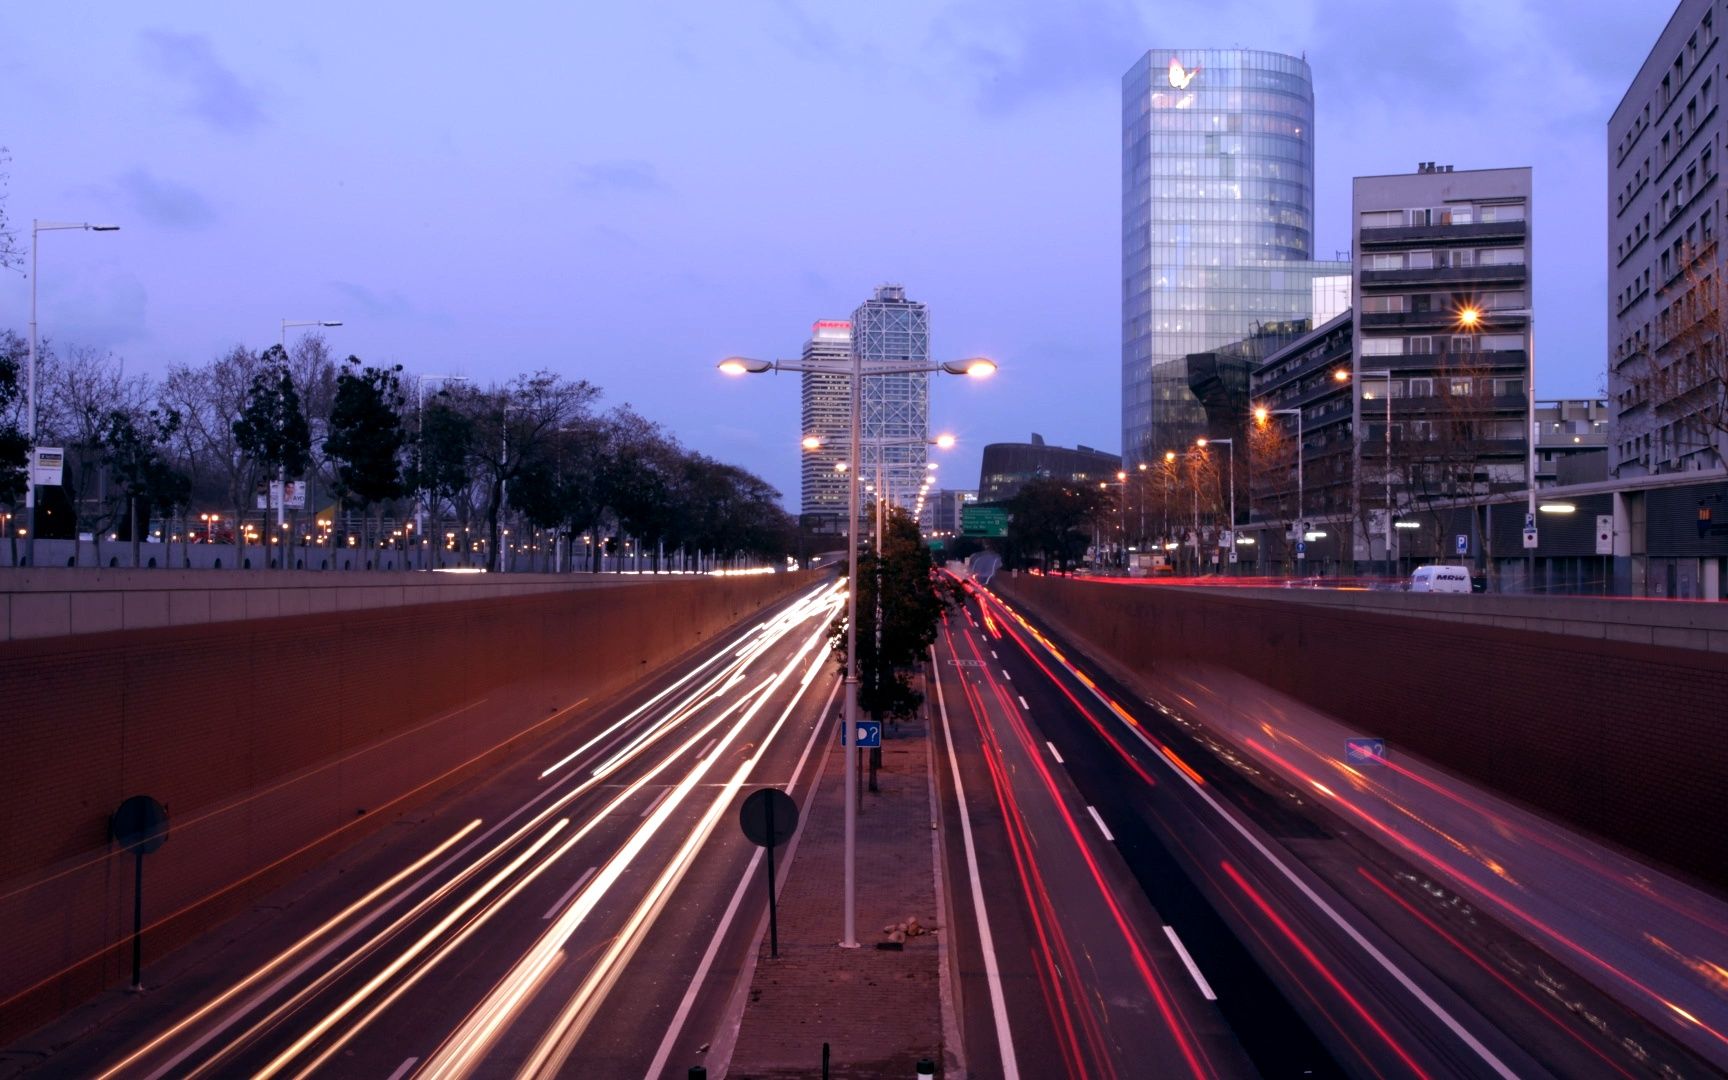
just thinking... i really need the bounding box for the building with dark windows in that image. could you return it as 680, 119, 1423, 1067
926, 488, 977, 537
1536, 399, 1611, 487
1247, 310, 1356, 561
1121, 48, 1347, 463
1609, 0, 1725, 477
1352, 164, 1533, 564
798, 319, 852, 530
853, 285, 930, 516
978, 436, 1123, 504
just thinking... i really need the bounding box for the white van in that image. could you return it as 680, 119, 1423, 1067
1409, 564, 1472, 593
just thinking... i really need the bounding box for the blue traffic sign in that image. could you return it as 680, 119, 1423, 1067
1455, 534, 1469, 555
1346, 738, 1386, 766
845, 721, 882, 748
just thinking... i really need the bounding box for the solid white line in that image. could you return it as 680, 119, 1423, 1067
642, 670, 840, 1079
1163, 925, 1217, 1001
542, 866, 598, 920
1085, 805, 1115, 842
1027, 622, 1519, 1079
1019, 695, 1030, 712
1045, 741, 1062, 764
933, 646, 1020, 1080
385, 1057, 419, 1080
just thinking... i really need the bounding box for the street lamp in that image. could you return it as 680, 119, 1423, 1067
27, 220, 120, 564
1457, 303, 1537, 589
722, 351, 994, 948
1196, 437, 1235, 573
1254, 405, 1304, 571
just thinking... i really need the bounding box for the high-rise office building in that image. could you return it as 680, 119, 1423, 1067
799, 319, 853, 529
852, 284, 930, 514
1609, 0, 1724, 476
1122, 49, 1342, 463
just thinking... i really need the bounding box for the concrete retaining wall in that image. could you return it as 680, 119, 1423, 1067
0, 572, 817, 1039
994, 577, 1728, 892
0, 567, 668, 641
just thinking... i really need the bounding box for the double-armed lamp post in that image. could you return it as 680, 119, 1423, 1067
721, 352, 993, 948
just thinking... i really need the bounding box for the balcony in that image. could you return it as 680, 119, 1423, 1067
1361, 263, 1527, 288
1358, 219, 1528, 246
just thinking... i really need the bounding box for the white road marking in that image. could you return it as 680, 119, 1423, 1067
542, 866, 598, 921
1045, 741, 1063, 764
1085, 805, 1115, 842
1019, 696, 1031, 712
699, 738, 718, 760
1163, 925, 1217, 1001
991, 650, 998, 659
639, 787, 673, 818
1027, 622, 1520, 1079
932, 645, 1021, 1080
385, 1057, 419, 1080
642, 666, 841, 1079
1001, 670, 1011, 681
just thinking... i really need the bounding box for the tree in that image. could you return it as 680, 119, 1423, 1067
323, 358, 407, 559
0, 148, 19, 272
162, 345, 264, 564
103, 407, 190, 567
464, 372, 600, 570
40, 345, 151, 560
1004, 476, 1113, 571
407, 395, 475, 566
233, 347, 313, 565
0, 331, 29, 564
828, 508, 959, 734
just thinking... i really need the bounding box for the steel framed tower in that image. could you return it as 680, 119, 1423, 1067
852, 284, 930, 516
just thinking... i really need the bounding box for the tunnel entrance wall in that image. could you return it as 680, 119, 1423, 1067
994, 577, 1728, 894
0, 572, 816, 1039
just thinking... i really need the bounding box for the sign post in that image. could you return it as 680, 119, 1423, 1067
111, 795, 169, 990
739, 788, 798, 959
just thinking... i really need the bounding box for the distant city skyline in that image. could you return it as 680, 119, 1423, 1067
0, 1, 1682, 507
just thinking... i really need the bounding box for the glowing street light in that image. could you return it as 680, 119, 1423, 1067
721, 349, 995, 949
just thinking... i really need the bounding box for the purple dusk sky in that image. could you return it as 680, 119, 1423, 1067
0, 1, 1677, 508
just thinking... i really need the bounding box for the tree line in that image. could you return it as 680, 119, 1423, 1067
0, 331, 796, 570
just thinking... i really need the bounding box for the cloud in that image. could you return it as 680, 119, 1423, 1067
139, 29, 267, 133
570, 160, 664, 193
929, 0, 1153, 113
327, 280, 419, 321
115, 169, 216, 229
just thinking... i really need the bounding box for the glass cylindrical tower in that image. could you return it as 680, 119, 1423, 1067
1122, 49, 1317, 463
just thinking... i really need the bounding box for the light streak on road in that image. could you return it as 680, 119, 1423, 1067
420, 612, 839, 1079
253, 819, 572, 1080
103, 581, 843, 1080
94, 820, 482, 1080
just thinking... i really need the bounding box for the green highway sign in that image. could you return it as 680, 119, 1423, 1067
961, 506, 1009, 538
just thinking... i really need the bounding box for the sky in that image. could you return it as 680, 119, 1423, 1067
0, 0, 1681, 509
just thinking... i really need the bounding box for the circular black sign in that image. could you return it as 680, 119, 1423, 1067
112, 795, 169, 855
738, 788, 797, 848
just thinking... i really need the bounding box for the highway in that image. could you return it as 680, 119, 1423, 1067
40, 580, 845, 1080
934, 578, 1724, 1078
